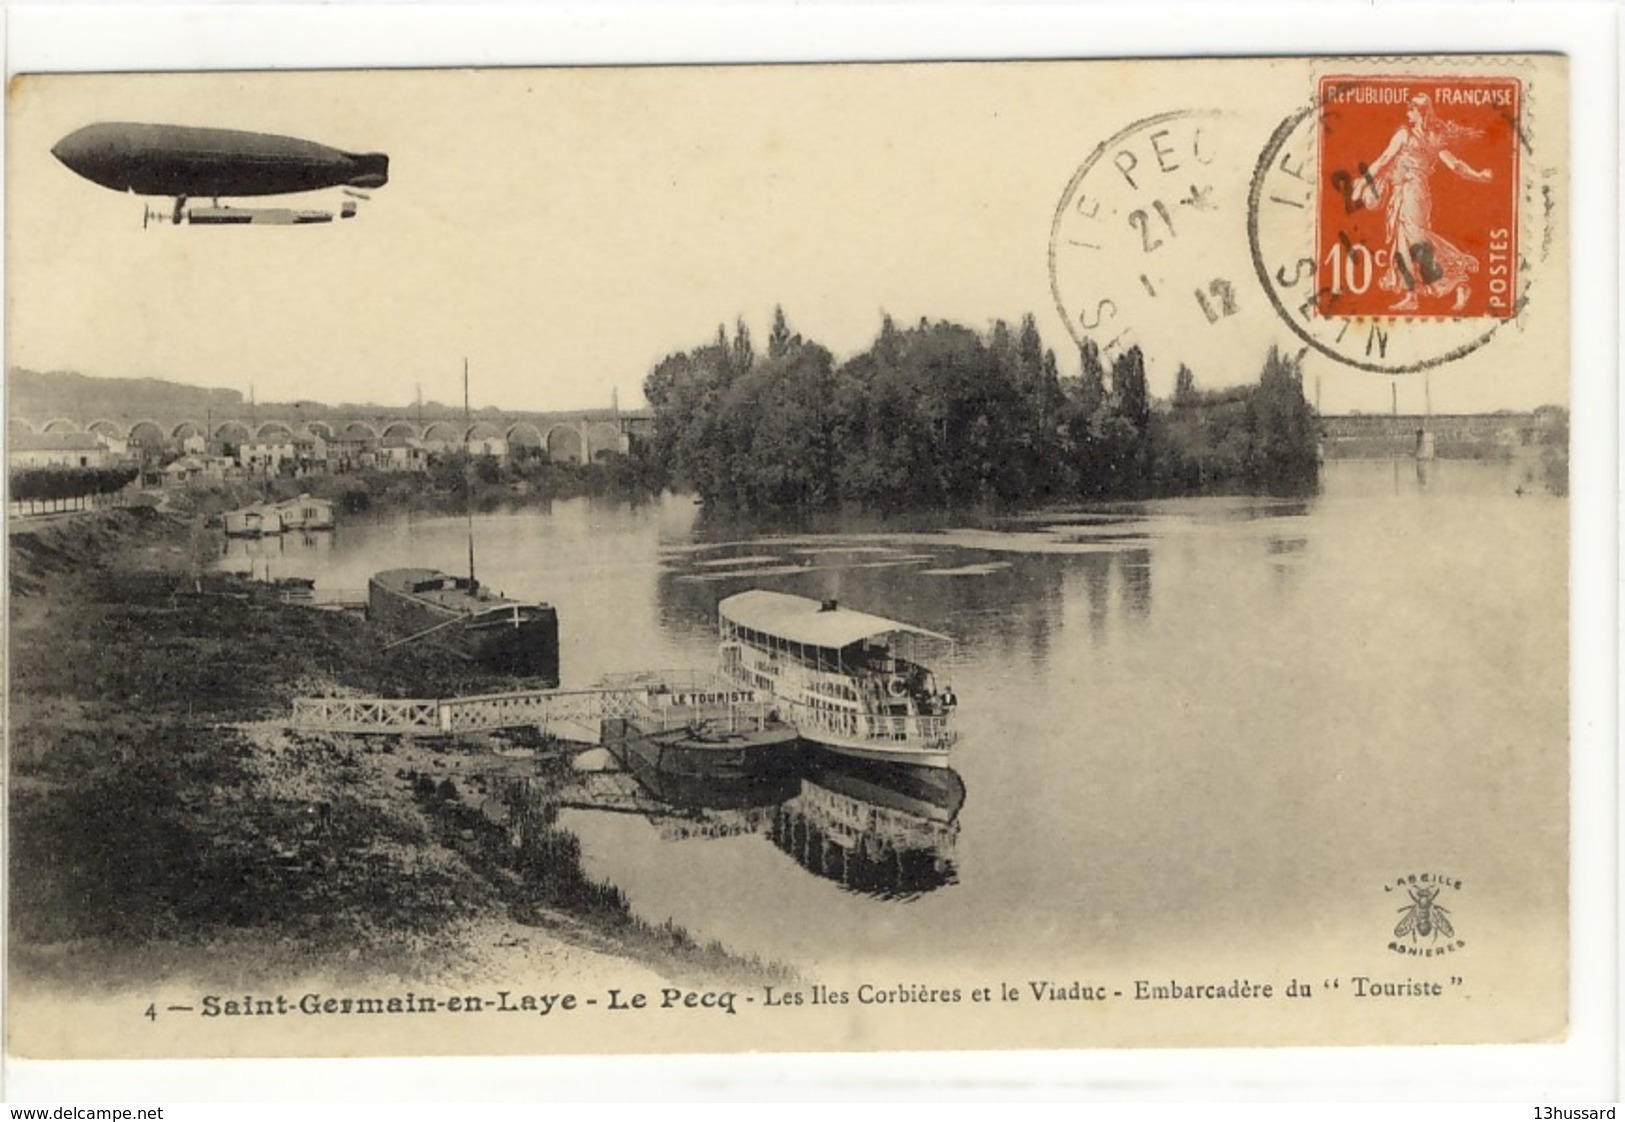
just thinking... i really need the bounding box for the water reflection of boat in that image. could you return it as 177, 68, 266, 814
367, 567, 560, 680
598, 671, 802, 781
768, 751, 965, 899
594, 737, 800, 843
617, 759, 801, 815
718, 590, 959, 768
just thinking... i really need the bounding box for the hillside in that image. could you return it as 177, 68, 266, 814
7, 367, 245, 421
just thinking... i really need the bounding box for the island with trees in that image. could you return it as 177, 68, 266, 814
642, 307, 1321, 513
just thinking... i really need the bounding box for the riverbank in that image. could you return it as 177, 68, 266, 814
159, 454, 665, 526
7, 507, 786, 1020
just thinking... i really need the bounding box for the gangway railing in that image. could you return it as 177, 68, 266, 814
440, 686, 641, 733
282, 587, 368, 610
291, 696, 441, 734
290, 684, 645, 736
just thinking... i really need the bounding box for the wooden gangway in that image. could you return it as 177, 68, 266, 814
291, 684, 644, 736
280, 587, 369, 611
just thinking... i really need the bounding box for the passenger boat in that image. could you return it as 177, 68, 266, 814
367, 567, 559, 681
599, 670, 802, 781
717, 590, 959, 769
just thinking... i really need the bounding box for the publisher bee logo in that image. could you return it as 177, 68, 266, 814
1384, 873, 1466, 957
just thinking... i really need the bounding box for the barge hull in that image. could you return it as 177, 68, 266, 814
600, 716, 804, 782
367, 570, 559, 683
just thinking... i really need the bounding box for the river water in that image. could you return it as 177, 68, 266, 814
220, 460, 1567, 996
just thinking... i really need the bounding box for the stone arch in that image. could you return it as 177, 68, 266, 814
302, 421, 334, 440
9, 417, 37, 435
169, 420, 205, 441
544, 423, 586, 464
88, 418, 128, 441
128, 420, 167, 449
422, 421, 462, 446
338, 421, 379, 441
465, 421, 506, 458
214, 420, 252, 445
379, 420, 420, 443
582, 420, 628, 461
42, 417, 79, 433
256, 421, 295, 441
505, 421, 544, 458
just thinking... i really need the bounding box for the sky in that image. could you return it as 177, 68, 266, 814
7, 55, 1570, 417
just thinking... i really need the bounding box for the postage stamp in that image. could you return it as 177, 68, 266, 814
1249, 61, 1547, 376
1315, 75, 1521, 321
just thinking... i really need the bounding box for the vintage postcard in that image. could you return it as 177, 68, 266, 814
2, 47, 1591, 1079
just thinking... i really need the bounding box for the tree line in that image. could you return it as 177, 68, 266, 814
642, 308, 1320, 512
9, 465, 140, 514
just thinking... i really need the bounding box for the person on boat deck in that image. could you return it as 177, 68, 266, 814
906, 664, 928, 696
859, 640, 891, 668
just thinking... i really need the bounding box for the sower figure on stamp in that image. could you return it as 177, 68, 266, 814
1355, 93, 1493, 312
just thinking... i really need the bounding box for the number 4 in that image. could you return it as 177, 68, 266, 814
145, 1003, 157, 1022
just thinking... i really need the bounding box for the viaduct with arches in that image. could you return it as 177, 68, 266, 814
9, 406, 655, 466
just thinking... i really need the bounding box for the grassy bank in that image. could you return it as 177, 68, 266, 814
7, 507, 785, 994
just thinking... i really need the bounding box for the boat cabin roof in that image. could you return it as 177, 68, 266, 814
372, 567, 472, 594
375, 567, 457, 586
718, 590, 950, 651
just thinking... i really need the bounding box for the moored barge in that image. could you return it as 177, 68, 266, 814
367, 567, 559, 681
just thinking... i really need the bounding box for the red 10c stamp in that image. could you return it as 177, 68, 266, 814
1316, 75, 1521, 320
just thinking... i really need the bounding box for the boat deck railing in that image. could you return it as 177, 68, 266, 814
603, 669, 779, 734
790, 701, 956, 747
629, 696, 777, 735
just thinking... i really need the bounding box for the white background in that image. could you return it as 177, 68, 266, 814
0, 0, 1617, 1105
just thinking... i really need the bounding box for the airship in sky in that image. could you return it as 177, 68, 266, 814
51, 122, 389, 226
